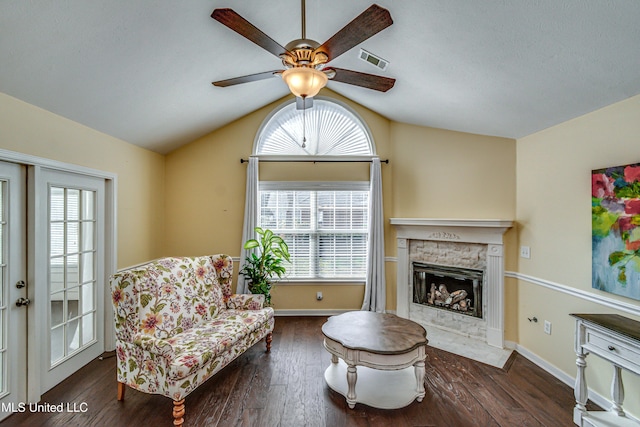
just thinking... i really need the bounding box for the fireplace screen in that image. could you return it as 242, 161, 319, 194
412, 262, 484, 318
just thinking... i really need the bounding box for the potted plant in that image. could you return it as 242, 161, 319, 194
239, 227, 290, 305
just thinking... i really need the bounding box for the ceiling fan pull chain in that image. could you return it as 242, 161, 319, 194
302, 96, 307, 148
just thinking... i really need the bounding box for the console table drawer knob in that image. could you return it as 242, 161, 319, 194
608, 345, 616, 351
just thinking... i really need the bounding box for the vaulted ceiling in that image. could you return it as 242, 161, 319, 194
2, 1, 640, 154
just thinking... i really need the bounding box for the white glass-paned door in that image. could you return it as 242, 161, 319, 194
35, 168, 105, 393
0, 161, 26, 422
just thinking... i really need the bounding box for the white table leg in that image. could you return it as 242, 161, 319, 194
331, 354, 338, 364
611, 365, 625, 416
574, 353, 588, 414
414, 359, 426, 402
346, 364, 357, 409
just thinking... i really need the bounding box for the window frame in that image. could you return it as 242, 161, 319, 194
254, 97, 376, 157
258, 180, 370, 283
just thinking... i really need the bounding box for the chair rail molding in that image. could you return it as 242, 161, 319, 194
505, 271, 640, 318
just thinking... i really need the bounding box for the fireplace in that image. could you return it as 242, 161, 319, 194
391, 218, 512, 348
412, 262, 484, 318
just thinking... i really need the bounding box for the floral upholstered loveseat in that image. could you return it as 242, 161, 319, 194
110, 254, 274, 426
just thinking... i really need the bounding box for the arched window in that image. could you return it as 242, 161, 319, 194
246, 98, 376, 282
255, 98, 375, 156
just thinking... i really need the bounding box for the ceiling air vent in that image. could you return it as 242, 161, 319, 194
359, 48, 388, 71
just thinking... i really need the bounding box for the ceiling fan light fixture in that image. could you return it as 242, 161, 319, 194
281, 67, 328, 98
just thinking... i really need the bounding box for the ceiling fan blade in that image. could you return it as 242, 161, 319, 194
211, 9, 290, 58
316, 4, 392, 62
327, 67, 395, 92
212, 70, 282, 87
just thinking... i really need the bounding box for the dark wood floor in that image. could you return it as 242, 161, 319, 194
2, 316, 599, 427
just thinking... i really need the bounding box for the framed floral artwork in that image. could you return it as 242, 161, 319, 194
592, 162, 640, 300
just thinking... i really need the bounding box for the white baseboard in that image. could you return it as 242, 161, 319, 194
514, 344, 575, 388
274, 309, 350, 316
275, 309, 397, 317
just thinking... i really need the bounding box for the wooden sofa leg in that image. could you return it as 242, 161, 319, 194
117, 382, 126, 401
265, 332, 272, 353
173, 399, 185, 426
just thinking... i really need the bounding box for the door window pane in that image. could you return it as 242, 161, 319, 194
81, 283, 94, 314
66, 255, 79, 287
67, 287, 79, 319
66, 319, 79, 354
66, 222, 78, 253
50, 223, 64, 257
50, 291, 65, 327
50, 187, 64, 221
50, 261, 64, 292
81, 222, 94, 251
51, 326, 64, 364
82, 191, 95, 220
66, 189, 79, 221
82, 315, 94, 345
81, 252, 94, 284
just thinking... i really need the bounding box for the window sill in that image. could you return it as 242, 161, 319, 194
274, 279, 365, 285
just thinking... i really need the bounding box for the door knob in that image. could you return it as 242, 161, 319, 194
16, 280, 26, 289
15, 297, 31, 307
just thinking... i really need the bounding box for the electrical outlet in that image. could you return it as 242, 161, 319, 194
316, 291, 323, 301
520, 246, 531, 259
544, 320, 552, 335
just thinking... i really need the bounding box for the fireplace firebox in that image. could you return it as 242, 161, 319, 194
412, 262, 484, 319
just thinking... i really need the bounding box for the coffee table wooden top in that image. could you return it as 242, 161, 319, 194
322, 311, 427, 355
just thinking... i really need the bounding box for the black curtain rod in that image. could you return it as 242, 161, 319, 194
240, 158, 389, 164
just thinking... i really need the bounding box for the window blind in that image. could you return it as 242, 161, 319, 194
258, 182, 369, 280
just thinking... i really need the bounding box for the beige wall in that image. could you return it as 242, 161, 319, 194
389, 123, 516, 219
516, 93, 640, 417
0, 93, 165, 268
164, 89, 517, 316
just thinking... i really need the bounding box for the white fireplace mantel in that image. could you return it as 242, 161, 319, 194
390, 218, 513, 245
390, 218, 513, 228
390, 218, 513, 349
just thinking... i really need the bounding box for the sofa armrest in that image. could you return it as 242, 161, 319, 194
225, 293, 265, 310
133, 333, 175, 359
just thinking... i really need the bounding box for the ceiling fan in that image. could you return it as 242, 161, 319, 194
210, 1, 395, 101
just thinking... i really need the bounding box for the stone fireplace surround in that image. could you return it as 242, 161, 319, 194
391, 218, 513, 349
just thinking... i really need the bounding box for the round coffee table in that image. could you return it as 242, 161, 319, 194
321, 311, 428, 409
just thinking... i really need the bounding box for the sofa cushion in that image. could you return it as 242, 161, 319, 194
167, 307, 274, 380
216, 309, 273, 334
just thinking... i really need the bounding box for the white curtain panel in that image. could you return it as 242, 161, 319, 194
361, 157, 386, 312
238, 156, 259, 294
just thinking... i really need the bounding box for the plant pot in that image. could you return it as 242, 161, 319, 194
249, 281, 272, 306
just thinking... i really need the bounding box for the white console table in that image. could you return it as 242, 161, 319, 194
572, 314, 640, 427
